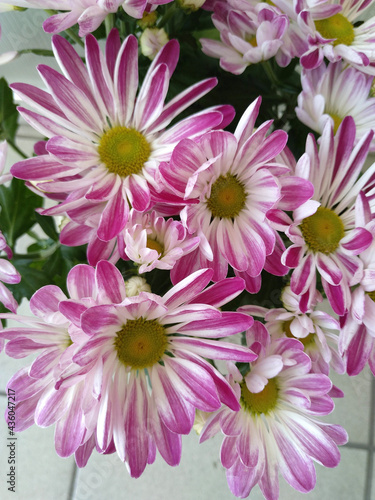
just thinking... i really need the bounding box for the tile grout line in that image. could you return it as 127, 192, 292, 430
364, 376, 375, 500
67, 462, 79, 500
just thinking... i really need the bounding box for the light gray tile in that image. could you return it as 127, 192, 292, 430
73, 431, 365, 500
0, 394, 75, 500
73, 433, 264, 500
325, 367, 373, 445
278, 447, 366, 500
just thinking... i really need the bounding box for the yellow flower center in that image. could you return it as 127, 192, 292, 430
329, 113, 343, 134
300, 206, 345, 255
283, 319, 315, 347
367, 291, 375, 302
146, 237, 164, 255
98, 126, 151, 177
240, 377, 279, 415
114, 318, 168, 369
207, 174, 247, 219
315, 13, 355, 46
246, 35, 258, 47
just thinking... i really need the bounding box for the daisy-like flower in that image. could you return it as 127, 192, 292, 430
59, 265, 256, 476
10, 30, 233, 245
0, 267, 97, 456
296, 0, 375, 74
0, 0, 174, 36
296, 61, 375, 150
200, 1, 290, 74
122, 209, 200, 276
339, 192, 375, 376
239, 286, 345, 376
159, 97, 312, 287
200, 322, 348, 499
268, 117, 374, 316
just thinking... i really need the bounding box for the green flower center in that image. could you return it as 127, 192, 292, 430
206, 174, 247, 219
114, 318, 168, 369
240, 377, 279, 415
300, 206, 345, 255
367, 291, 375, 302
98, 126, 151, 177
283, 320, 315, 347
146, 237, 164, 256
246, 35, 257, 47
315, 13, 355, 46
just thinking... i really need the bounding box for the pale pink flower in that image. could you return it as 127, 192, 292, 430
200, 322, 347, 499
296, 61, 375, 150
0, 0, 174, 36
200, 1, 291, 74
122, 209, 200, 276
10, 31, 233, 246
239, 286, 345, 376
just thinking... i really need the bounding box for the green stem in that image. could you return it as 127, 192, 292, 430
157, 3, 178, 28
262, 60, 280, 88
15, 241, 60, 260
7, 139, 27, 159
105, 14, 114, 37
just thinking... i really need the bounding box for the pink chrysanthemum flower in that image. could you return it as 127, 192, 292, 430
159, 98, 313, 287
200, 322, 348, 499
0, 266, 99, 456
268, 117, 374, 316
159, 98, 286, 282
57, 265, 256, 476
10, 30, 233, 244
122, 209, 200, 276
239, 286, 345, 376
200, 1, 290, 74
296, 0, 375, 74
296, 61, 375, 150
339, 192, 375, 376
0, 0, 174, 36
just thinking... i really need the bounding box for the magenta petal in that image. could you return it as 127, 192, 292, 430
163, 268, 213, 309
176, 311, 253, 338
189, 277, 246, 308
67, 264, 96, 300
346, 324, 373, 376
322, 279, 346, 316
55, 388, 86, 457
341, 227, 372, 254
59, 300, 87, 327
316, 254, 343, 286
81, 305, 120, 336
151, 365, 195, 434
172, 337, 256, 362
164, 357, 221, 412
97, 188, 128, 241
150, 404, 182, 466
290, 253, 315, 295
35, 385, 69, 427
96, 260, 126, 304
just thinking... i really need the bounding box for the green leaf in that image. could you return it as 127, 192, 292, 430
35, 212, 59, 241
0, 178, 43, 248
6, 258, 51, 302
0, 77, 19, 142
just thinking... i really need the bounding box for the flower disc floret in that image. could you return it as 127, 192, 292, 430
207, 174, 247, 219
314, 13, 354, 46
146, 237, 164, 255
98, 126, 151, 177
114, 318, 168, 369
240, 377, 279, 415
300, 206, 345, 255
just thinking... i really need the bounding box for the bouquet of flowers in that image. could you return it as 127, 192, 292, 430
0, 1, 375, 498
